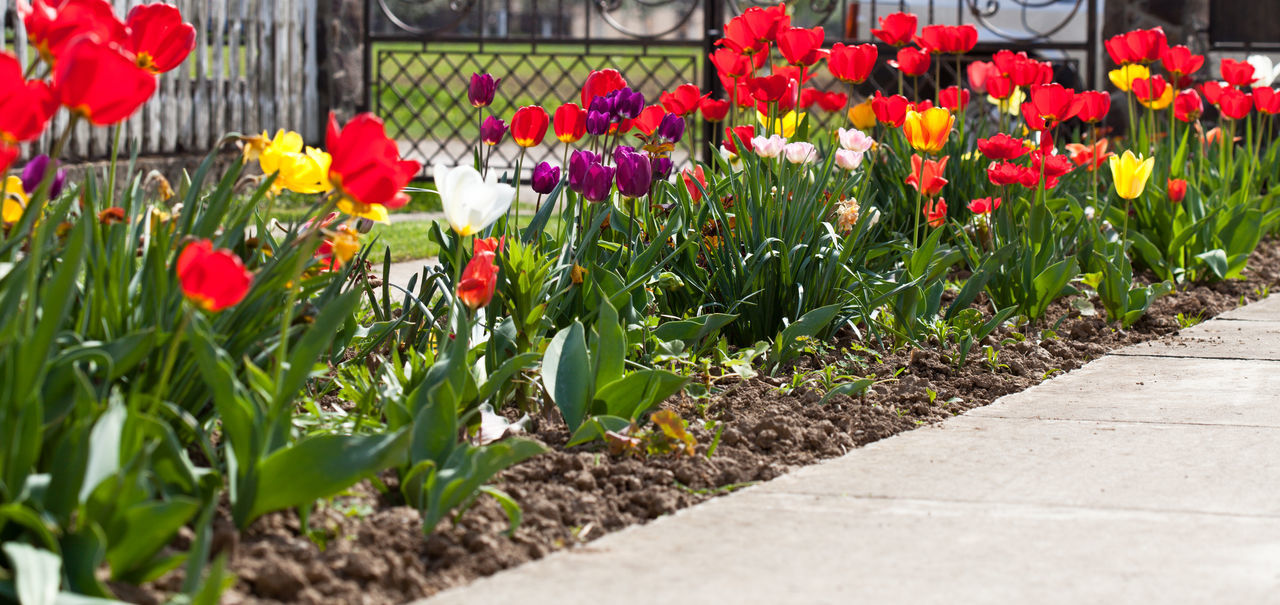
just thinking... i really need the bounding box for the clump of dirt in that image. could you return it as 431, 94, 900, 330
133, 240, 1280, 605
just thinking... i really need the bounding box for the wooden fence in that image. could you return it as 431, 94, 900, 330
1, 0, 320, 162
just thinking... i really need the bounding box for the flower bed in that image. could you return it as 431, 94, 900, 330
2, 2, 1279, 604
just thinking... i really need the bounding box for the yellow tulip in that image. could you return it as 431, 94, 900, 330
2, 176, 29, 225
902, 107, 954, 154
986, 87, 1025, 116
848, 98, 877, 130
1109, 64, 1150, 92
259, 130, 333, 196
1139, 84, 1174, 110
1108, 150, 1155, 199
755, 110, 806, 137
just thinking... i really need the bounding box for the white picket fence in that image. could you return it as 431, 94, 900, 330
1, 0, 320, 161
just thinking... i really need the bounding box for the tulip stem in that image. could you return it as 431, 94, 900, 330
107, 124, 122, 209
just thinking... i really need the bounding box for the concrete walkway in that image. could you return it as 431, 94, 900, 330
420, 296, 1280, 605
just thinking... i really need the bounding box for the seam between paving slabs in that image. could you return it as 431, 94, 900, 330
732, 492, 1280, 521
1107, 352, 1280, 362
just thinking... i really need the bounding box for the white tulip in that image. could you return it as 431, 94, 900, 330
835, 149, 864, 171
752, 135, 787, 158
435, 163, 515, 236
837, 127, 875, 153
784, 142, 817, 165
1247, 54, 1280, 88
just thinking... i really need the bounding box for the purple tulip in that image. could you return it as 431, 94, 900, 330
612, 145, 635, 165
581, 164, 616, 203
589, 95, 614, 116
613, 87, 644, 120
568, 150, 601, 193
657, 113, 685, 144
651, 156, 673, 180
585, 110, 611, 136
481, 116, 507, 145
614, 149, 652, 199
21, 155, 66, 199
531, 162, 560, 195
468, 73, 499, 108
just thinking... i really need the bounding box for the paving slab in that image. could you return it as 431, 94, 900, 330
1216, 294, 1280, 321
754, 415, 1280, 516
1115, 319, 1280, 360
383, 258, 440, 295
425, 493, 1280, 605
968, 355, 1280, 427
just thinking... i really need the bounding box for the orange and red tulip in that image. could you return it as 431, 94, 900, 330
902, 107, 954, 154
510, 105, 549, 147
906, 154, 949, 197
457, 238, 501, 311
1167, 178, 1187, 203
553, 103, 587, 143
924, 198, 948, 228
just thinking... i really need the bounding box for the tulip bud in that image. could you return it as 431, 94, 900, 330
481, 116, 506, 145
582, 164, 616, 203
615, 149, 652, 199
531, 162, 560, 195
20, 155, 66, 199
1167, 178, 1187, 203
656, 113, 685, 144
585, 110, 611, 136
568, 150, 601, 193
468, 73, 499, 108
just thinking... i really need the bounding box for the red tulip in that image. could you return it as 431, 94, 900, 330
967, 197, 1001, 215
631, 105, 666, 136
967, 60, 996, 93
1030, 149, 1073, 189
828, 43, 877, 85
1174, 89, 1203, 122
871, 92, 910, 128
872, 12, 917, 47
1021, 99, 1047, 132
1009, 57, 1053, 88
1219, 88, 1253, 119
177, 239, 252, 312
777, 26, 825, 67
1161, 45, 1204, 79
722, 124, 755, 155
720, 16, 766, 56
1131, 76, 1168, 105
916, 24, 977, 55
19, 0, 125, 63
987, 161, 1035, 187
510, 106, 549, 147
1071, 90, 1110, 123
1108, 27, 1166, 65
457, 239, 500, 311
720, 5, 788, 55
977, 133, 1030, 161
326, 112, 420, 211
1220, 58, 1256, 88
700, 97, 730, 122
939, 86, 969, 112
553, 103, 587, 143
124, 3, 194, 74
890, 46, 930, 77
1167, 178, 1187, 203
748, 74, 790, 103
816, 91, 847, 113
0, 52, 57, 143
1201, 81, 1227, 106
924, 198, 948, 228
710, 47, 756, 81
906, 154, 948, 197
986, 74, 1015, 100
1028, 83, 1078, 124
1065, 139, 1113, 172
54, 38, 156, 125
682, 165, 708, 202
1255, 88, 1280, 115
660, 83, 707, 116
581, 69, 627, 106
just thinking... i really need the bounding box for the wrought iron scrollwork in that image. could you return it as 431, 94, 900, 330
376, 0, 478, 35
594, 0, 702, 40
966, 0, 1086, 42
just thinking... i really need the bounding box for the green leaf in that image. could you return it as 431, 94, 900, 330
105, 497, 200, 578
593, 294, 626, 389
477, 486, 522, 537
1196, 249, 1229, 280
770, 303, 842, 369
476, 352, 539, 404
79, 402, 125, 503
247, 429, 411, 524
594, 370, 688, 420
542, 322, 592, 432
566, 415, 632, 447
3, 543, 61, 605
651, 313, 737, 349
274, 289, 363, 408
818, 379, 874, 406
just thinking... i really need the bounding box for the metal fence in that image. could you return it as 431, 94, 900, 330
365, 0, 1099, 179
1, 0, 320, 162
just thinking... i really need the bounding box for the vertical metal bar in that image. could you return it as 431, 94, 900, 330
1085, 0, 1097, 89
362, 0, 372, 113
701, 0, 724, 165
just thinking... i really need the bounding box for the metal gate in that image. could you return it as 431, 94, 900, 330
365, 0, 1099, 179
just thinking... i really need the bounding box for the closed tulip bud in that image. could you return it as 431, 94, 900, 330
468, 73, 499, 107
657, 113, 686, 143
457, 241, 500, 311
481, 116, 507, 145
1167, 178, 1187, 203
585, 110, 611, 136
553, 103, 587, 143
20, 155, 66, 199
652, 156, 673, 180
581, 164, 616, 203
177, 239, 253, 312
531, 162, 560, 195
615, 150, 652, 198
614, 87, 645, 120
510, 105, 549, 147
568, 150, 601, 193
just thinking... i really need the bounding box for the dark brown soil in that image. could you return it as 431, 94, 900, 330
133, 240, 1280, 605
